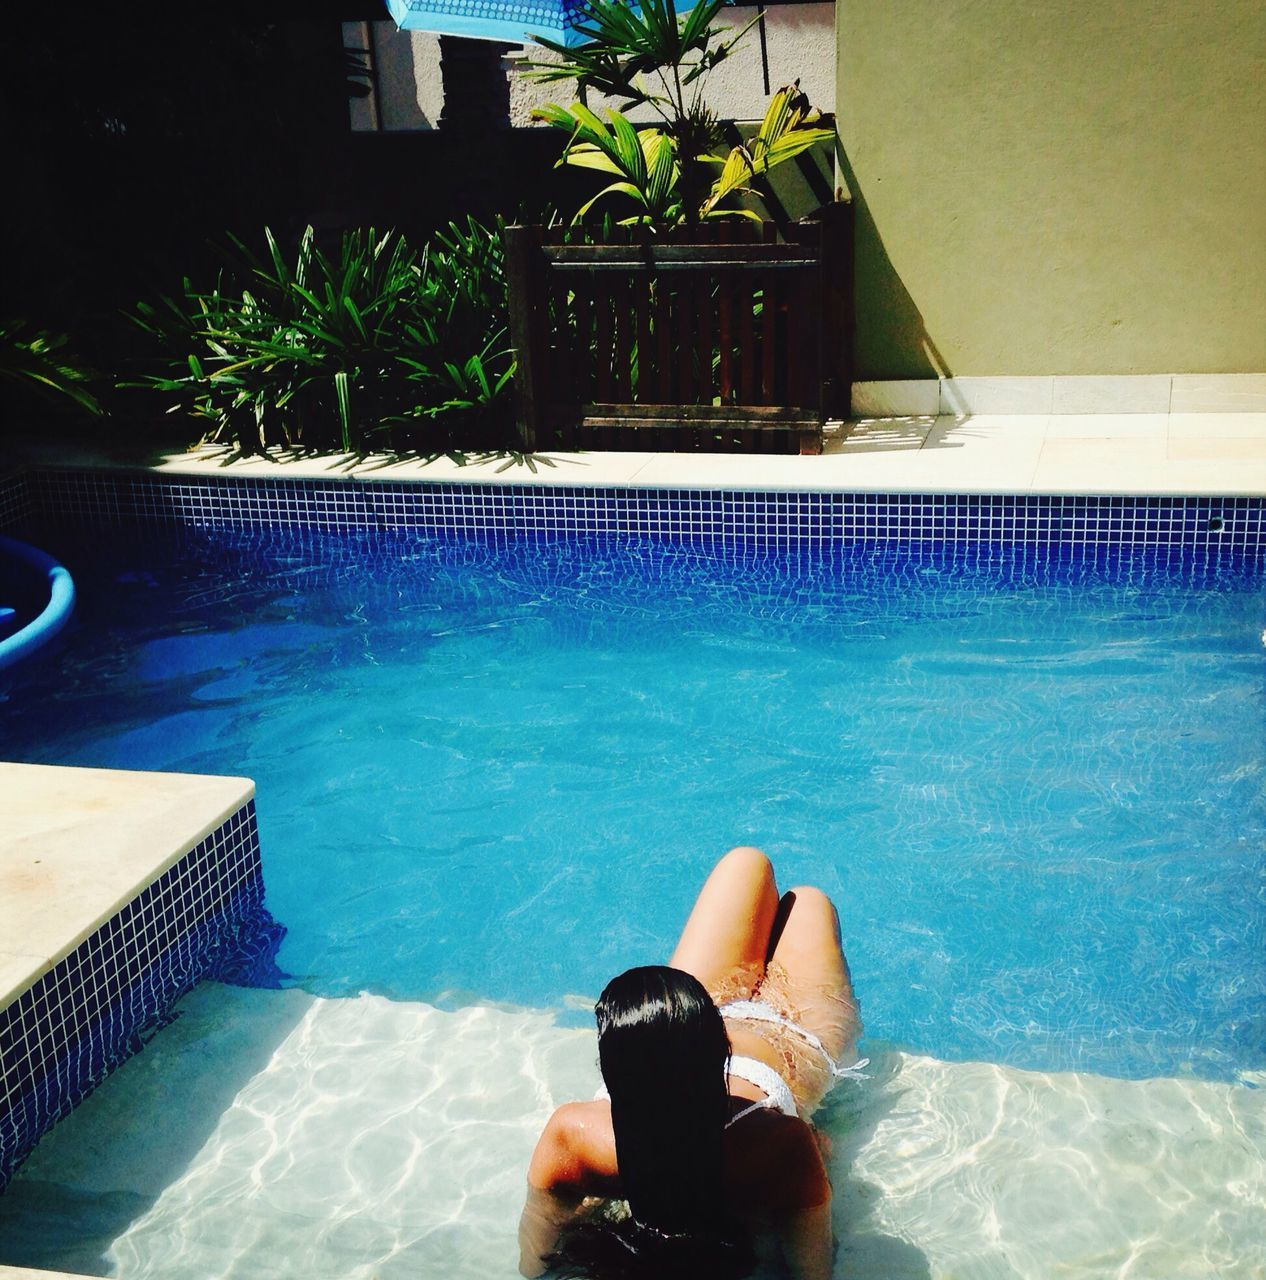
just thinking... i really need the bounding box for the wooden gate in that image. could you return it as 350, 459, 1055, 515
505, 201, 852, 455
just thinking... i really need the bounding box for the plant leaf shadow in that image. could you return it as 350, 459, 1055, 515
830, 414, 1019, 458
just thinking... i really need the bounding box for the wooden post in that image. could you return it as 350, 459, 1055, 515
437, 37, 513, 134
505, 224, 544, 452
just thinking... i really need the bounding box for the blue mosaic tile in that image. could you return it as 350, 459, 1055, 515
0, 469, 32, 533
0, 799, 285, 1190
28, 468, 1266, 556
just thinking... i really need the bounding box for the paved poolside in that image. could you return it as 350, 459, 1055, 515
142, 409, 1266, 496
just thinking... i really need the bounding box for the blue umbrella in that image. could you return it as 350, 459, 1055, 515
386, 0, 696, 49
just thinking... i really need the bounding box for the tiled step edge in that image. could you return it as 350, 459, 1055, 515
852, 374, 1266, 417
0, 774, 284, 1191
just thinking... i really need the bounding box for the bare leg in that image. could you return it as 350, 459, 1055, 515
669, 846, 780, 997
762, 886, 859, 1063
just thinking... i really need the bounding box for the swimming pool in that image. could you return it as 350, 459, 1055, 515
1, 471, 1263, 1277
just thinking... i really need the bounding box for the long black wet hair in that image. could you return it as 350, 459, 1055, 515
547, 966, 754, 1279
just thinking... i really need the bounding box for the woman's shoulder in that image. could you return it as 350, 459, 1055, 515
724, 1109, 831, 1213
527, 1100, 618, 1193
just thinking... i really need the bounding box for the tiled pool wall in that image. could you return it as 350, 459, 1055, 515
0, 469, 31, 534
13, 466, 1266, 554
0, 800, 283, 1191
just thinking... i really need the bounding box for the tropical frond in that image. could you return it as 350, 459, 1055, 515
699, 82, 835, 219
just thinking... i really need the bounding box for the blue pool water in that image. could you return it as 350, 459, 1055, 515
1, 525, 1263, 1083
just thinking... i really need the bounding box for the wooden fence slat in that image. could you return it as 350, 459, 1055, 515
697, 266, 714, 408
666, 280, 682, 437
582, 403, 819, 422
594, 289, 614, 403
505, 224, 544, 451
760, 272, 777, 404
806, 259, 823, 413
573, 273, 593, 408
717, 268, 734, 405
737, 272, 756, 405
543, 243, 817, 265
785, 216, 817, 416
634, 271, 653, 405
788, 267, 811, 411
612, 270, 632, 405
737, 247, 757, 448
653, 277, 673, 405
545, 274, 564, 415
674, 281, 694, 448
697, 272, 712, 449
683, 278, 700, 404
819, 200, 853, 421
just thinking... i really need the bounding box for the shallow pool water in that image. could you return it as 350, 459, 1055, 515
3, 525, 1263, 1080
3, 985, 1264, 1279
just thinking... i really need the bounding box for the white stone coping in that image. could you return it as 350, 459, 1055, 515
0, 764, 254, 1008
130, 406, 1266, 497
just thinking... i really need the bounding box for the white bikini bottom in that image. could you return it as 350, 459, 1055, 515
725, 1054, 798, 1121
720, 999, 870, 1123
593, 999, 870, 1126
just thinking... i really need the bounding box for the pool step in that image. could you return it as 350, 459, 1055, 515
1, 983, 1263, 1279
0, 984, 595, 1279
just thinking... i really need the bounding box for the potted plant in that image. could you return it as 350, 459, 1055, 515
505, 0, 851, 455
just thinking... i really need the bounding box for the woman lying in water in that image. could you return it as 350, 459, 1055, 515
518, 846, 868, 1280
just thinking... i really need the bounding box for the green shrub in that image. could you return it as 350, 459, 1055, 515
1, 321, 103, 421
127, 219, 514, 457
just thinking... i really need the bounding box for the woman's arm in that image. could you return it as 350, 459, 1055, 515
765, 1118, 835, 1280
777, 1199, 834, 1280
518, 1105, 591, 1277
518, 1182, 585, 1278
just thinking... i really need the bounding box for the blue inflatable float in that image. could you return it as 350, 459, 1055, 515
0, 535, 75, 670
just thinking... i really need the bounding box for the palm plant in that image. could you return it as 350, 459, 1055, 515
527, 0, 833, 230
127, 220, 514, 457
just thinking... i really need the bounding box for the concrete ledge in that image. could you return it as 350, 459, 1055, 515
8, 399, 1266, 499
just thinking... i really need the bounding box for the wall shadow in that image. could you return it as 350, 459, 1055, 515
836, 145, 952, 384
831, 415, 1027, 455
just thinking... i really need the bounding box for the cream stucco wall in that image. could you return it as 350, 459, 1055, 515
348, 7, 835, 132
835, 0, 1266, 378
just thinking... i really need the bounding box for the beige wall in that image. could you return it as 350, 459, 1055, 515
836, 0, 1266, 378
